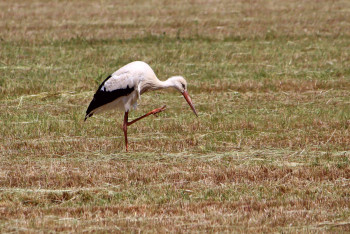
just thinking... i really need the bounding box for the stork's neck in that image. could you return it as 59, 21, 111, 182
159, 77, 177, 89
140, 76, 180, 94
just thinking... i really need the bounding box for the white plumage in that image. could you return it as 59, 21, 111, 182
85, 61, 198, 151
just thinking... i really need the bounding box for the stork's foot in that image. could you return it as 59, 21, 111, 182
151, 105, 167, 116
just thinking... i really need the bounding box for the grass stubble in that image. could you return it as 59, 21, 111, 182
0, 0, 349, 232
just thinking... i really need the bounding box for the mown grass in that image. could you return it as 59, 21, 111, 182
0, 0, 350, 232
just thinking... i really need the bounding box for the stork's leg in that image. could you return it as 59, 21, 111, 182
127, 105, 166, 126
122, 105, 166, 152
123, 111, 129, 152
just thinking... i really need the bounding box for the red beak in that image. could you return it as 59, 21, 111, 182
182, 91, 198, 117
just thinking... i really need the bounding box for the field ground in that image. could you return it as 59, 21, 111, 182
1, 0, 350, 232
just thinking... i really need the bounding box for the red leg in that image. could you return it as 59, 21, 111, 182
123, 111, 129, 152
127, 105, 166, 126
122, 105, 166, 152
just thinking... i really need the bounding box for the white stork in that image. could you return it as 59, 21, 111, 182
85, 61, 198, 151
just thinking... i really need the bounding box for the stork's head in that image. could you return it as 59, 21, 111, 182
168, 76, 198, 117
168, 76, 187, 92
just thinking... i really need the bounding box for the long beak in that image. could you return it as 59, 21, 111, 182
182, 91, 198, 117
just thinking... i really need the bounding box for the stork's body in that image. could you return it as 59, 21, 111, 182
85, 61, 197, 151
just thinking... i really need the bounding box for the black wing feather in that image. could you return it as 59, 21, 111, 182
85, 75, 134, 120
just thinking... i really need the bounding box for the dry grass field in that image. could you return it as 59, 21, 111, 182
1, 0, 350, 232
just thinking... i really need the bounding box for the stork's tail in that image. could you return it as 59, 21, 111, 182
84, 113, 93, 121
85, 97, 97, 121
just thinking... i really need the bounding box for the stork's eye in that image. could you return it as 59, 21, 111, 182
182, 83, 186, 89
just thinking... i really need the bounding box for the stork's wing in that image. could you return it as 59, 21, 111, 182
85, 73, 135, 120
